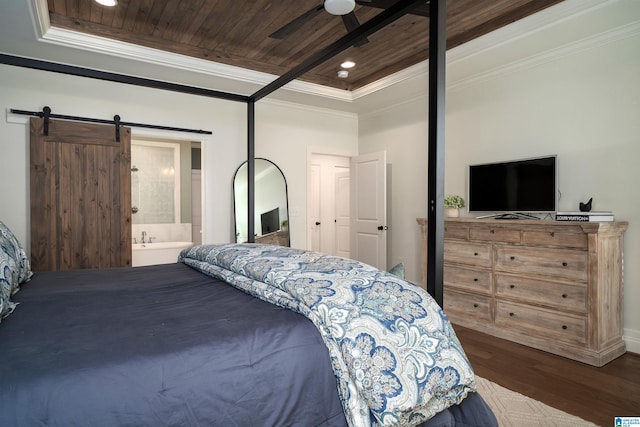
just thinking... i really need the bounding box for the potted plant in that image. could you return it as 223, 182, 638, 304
280, 219, 289, 232
444, 195, 465, 218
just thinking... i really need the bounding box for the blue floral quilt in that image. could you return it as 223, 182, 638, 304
179, 244, 476, 427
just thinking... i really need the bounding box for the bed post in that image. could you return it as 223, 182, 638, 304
247, 100, 256, 243
426, 0, 446, 307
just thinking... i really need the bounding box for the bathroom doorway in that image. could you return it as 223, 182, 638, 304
130, 135, 203, 246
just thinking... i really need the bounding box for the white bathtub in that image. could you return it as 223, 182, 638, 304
132, 241, 194, 267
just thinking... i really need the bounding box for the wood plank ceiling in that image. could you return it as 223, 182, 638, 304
47, 0, 565, 91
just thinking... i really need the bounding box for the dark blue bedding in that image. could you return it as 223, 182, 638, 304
0, 263, 496, 426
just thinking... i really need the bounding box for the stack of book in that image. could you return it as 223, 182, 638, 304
555, 211, 614, 222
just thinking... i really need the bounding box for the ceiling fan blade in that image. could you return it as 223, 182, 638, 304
269, 3, 325, 39
341, 12, 369, 46
341, 11, 360, 32
355, 0, 429, 17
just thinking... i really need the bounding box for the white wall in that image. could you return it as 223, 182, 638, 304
358, 16, 640, 350
0, 64, 246, 248
359, 103, 429, 281
0, 65, 358, 254
255, 101, 358, 249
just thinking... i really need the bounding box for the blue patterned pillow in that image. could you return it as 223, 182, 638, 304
388, 262, 405, 279
0, 220, 33, 321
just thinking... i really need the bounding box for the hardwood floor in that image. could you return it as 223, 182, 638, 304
454, 325, 640, 427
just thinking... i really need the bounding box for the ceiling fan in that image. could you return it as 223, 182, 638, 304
269, 0, 429, 46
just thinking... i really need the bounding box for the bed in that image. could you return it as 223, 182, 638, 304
1, 222, 496, 426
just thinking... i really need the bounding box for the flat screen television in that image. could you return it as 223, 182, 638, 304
468, 155, 557, 214
260, 207, 280, 235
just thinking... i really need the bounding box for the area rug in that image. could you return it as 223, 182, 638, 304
475, 376, 600, 426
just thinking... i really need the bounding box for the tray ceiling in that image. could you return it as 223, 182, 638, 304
46, 0, 565, 91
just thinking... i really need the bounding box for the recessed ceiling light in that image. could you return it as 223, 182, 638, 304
337, 70, 349, 79
95, 0, 117, 6
341, 60, 356, 69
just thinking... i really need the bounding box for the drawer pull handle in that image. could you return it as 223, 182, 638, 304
550, 232, 555, 237
510, 256, 515, 260
562, 262, 568, 267
562, 325, 568, 330
509, 312, 515, 317
474, 278, 478, 282
490, 230, 495, 234
473, 303, 479, 308
562, 293, 568, 298
474, 252, 479, 256
509, 284, 515, 289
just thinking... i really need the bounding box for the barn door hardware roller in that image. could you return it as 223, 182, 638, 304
42, 106, 51, 135
114, 115, 121, 142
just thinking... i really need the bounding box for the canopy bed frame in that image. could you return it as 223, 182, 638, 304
0, 0, 445, 304
0, 3, 502, 425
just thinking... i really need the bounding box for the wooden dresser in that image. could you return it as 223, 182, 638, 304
254, 230, 289, 246
418, 217, 627, 366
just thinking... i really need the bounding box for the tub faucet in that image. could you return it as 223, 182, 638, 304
141, 230, 147, 243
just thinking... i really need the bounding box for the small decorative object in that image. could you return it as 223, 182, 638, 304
579, 197, 593, 212
444, 195, 465, 218
280, 219, 289, 231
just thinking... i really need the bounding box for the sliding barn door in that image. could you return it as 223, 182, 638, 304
30, 118, 132, 271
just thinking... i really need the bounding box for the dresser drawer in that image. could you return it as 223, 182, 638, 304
495, 301, 587, 345
522, 230, 588, 250
445, 264, 492, 292
495, 274, 587, 313
444, 289, 492, 323
494, 245, 588, 282
444, 223, 469, 240
445, 241, 492, 267
470, 227, 521, 243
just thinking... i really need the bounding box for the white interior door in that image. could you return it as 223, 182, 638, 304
334, 169, 350, 258
351, 151, 387, 269
308, 154, 351, 255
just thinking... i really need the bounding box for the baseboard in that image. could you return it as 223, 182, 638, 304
624, 328, 640, 355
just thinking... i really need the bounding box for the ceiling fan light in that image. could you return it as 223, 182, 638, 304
324, 0, 355, 16
341, 60, 356, 69
95, 0, 117, 6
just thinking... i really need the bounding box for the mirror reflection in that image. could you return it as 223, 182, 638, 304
233, 158, 290, 247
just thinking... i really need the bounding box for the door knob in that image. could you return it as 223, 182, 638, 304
315, 221, 321, 226
377, 225, 388, 231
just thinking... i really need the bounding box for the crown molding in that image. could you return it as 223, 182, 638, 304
31, 0, 50, 39
30, 0, 625, 103
352, 61, 428, 100
31, 0, 354, 102
357, 0, 639, 117
258, 97, 358, 119
41, 26, 356, 102
445, 0, 609, 65
448, 19, 640, 92
353, 0, 609, 99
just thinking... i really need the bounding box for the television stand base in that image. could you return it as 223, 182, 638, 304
476, 212, 541, 220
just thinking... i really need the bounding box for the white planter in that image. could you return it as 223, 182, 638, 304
445, 208, 460, 218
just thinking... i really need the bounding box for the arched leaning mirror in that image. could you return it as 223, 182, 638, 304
233, 158, 290, 247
